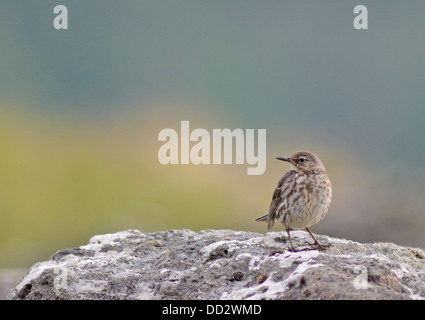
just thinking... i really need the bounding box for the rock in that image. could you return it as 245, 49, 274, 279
0, 269, 27, 300
7, 229, 425, 300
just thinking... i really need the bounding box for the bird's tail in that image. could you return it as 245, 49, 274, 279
255, 214, 275, 230
255, 214, 268, 222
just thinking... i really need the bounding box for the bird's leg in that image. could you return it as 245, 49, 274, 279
286, 227, 296, 252
305, 227, 330, 250
270, 228, 297, 254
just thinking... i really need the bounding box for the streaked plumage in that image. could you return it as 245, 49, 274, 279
256, 151, 332, 251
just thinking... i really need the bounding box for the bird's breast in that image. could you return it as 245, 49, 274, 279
281, 172, 331, 229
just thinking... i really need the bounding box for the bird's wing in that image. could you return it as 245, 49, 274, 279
256, 170, 296, 230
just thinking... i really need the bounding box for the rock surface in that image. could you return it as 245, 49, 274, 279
0, 269, 26, 300
7, 229, 425, 300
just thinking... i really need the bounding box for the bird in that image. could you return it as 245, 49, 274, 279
255, 151, 332, 251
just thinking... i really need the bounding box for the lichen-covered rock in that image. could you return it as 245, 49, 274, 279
7, 229, 425, 300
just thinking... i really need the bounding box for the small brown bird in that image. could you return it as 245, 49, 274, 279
256, 151, 332, 251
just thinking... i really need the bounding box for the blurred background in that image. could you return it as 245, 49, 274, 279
1, 0, 425, 284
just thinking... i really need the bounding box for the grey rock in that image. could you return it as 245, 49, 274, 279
7, 229, 425, 300
0, 269, 27, 300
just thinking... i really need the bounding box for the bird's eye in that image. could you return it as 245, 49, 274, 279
299, 157, 305, 163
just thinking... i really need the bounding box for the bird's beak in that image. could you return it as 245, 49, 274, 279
276, 156, 291, 163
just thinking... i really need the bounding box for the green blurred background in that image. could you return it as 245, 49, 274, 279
1, 0, 425, 269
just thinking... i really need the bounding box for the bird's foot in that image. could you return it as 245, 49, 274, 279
303, 240, 331, 250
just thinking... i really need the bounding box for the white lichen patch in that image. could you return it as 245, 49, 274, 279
221, 250, 322, 300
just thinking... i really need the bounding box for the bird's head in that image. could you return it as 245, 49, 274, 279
277, 151, 326, 174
